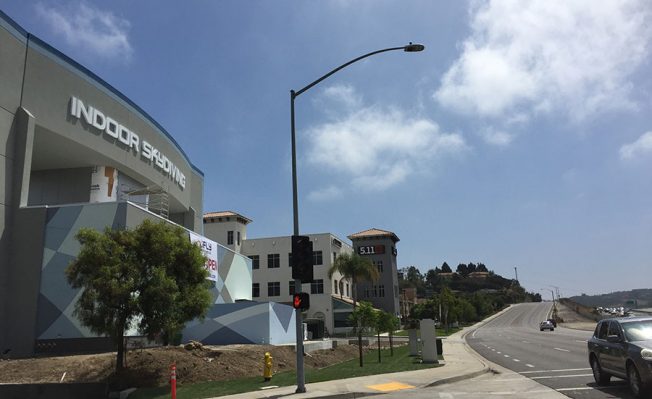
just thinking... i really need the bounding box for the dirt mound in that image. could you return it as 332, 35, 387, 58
556, 302, 598, 331
0, 343, 368, 388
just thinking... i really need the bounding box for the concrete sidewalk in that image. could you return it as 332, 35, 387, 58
207, 328, 490, 399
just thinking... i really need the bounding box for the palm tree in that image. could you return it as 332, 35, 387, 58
328, 252, 379, 307
329, 252, 380, 367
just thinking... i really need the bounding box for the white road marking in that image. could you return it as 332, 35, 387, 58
496, 351, 501, 354
575, 340, 587, 343
525, 364, 535, 368
504, 354, 510, 358
557, 385, 620, 391
522, 340, 530, 344
553, 347, 570, 352
532, 374, 593, 380
520, 368, 590, 374
513, 358, 520, 362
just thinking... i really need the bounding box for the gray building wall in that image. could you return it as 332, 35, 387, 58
28, 168, 92, 206
0, 11, 28, 351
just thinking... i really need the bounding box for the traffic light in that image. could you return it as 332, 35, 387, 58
292, 292, 310, 310
291, 235, 313, 282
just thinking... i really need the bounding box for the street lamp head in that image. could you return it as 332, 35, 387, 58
404, 42, 425, 52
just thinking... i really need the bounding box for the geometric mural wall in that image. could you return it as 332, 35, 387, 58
182, 301, 296, 345
35, 202, 259, 344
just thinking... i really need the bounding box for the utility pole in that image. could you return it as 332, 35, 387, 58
514, 266, 518, 282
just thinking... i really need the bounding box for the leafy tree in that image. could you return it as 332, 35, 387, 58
441, 262, 452, 273
376, 311, 400, 357
456, 263, 469, 277
328, 253, 379, 306
66, 220, 212, 372
467, 262, 477, 273
349, 301, 377, 367
440, 287, 456, 331
424, 269, 440, 292
477, 263, 488, 272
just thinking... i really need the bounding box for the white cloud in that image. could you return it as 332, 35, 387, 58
36, 1, 133, 62
620, 131, 652, 160
480, 128, 514, 146
307, 86, 467, 192
322, 85, 362, 109
435, 0, 652, 123
307, 186, 343, 202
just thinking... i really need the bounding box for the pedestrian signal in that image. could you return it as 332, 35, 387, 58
292, 292, 310, 310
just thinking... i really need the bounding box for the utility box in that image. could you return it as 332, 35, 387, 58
420, 319, 439, 364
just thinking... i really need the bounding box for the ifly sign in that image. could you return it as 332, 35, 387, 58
69, 96, 186, 190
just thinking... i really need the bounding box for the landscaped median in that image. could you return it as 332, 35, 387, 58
128, 344, 443, 399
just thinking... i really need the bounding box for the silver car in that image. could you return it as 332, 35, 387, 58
587, 317, 652, 398
539, 320, 554, 331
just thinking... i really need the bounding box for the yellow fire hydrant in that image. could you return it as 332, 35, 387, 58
263, 352, 273, 381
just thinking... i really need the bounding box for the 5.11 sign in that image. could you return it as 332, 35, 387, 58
358, 245, 385, 256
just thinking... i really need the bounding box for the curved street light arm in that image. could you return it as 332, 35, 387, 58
293, 44, 420, 98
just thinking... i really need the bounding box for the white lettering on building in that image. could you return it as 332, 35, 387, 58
69, 96, 186, 189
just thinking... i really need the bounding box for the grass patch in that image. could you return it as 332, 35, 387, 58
129, 344, 441, 399
394, 326, 461, 337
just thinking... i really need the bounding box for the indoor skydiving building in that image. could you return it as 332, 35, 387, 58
0, 10, 286, 357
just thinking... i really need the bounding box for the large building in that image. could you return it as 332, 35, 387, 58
0, 10, 272, 357
204, 213, 403, 335
348, 228, 401, 316
241, 233, 355, 336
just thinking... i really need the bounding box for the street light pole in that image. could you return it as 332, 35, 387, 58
289, 43, 424, 393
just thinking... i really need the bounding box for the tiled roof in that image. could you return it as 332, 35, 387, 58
203, 211, 251, 224
348, 228, 399, 243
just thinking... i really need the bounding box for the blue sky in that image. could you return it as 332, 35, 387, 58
3, 1, 652, 297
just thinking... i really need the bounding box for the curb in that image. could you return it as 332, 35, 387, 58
424, 326, 490, 388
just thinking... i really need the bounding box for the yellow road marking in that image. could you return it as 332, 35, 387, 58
367, 382, 415, 392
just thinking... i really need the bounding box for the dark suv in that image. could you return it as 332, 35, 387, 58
587, 317, 652, 397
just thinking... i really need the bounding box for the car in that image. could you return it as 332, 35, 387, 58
587, 317, 652, 398
540, 320, 555, 331
547, 318, 557, 328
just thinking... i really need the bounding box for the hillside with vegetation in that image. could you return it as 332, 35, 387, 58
399, 263, 541, 328
568, 289, 652, 308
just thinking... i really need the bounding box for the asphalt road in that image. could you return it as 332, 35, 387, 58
467, 302, 637, 399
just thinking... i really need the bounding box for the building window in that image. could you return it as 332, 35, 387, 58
289, 280, 296, 295
237, 231, 241, 245
249, 255, 259, 270
334, 279, 338, 294
268, 253, 280, 268
227, 231, 234, 245
311, 279, 324, 294
379, 284, 385, 297
313, 251, 323, 265
346, 284, 350, 297
364, 287, 370, 298
374, 260, 383, 273
288, 253, 292, 267
268, 282, 280, 297
252, 283, 260, 298
333, 252, 337, 262
334, 312, 353, 328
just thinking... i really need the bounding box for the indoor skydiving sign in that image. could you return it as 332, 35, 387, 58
68, 96, 187, 190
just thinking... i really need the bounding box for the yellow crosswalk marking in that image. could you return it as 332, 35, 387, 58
367, 382, 415, 392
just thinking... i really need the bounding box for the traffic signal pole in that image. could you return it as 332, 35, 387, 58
290, 91, 306, 394
289, 44, 424, 393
